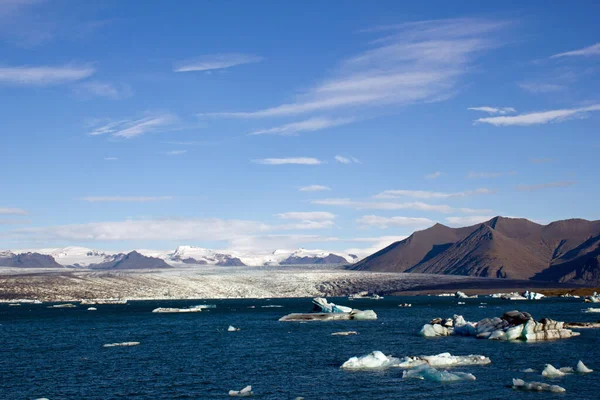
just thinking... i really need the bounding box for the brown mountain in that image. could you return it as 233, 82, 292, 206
351, 217, 600, 284
0, 252, 63, 268
90, 251, 172, 270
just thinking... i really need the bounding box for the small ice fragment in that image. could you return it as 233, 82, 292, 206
541, 364, 565, 378
419, 324, 449, 337
522, 368, 535, 373
559, 367, 574, 373
103, 342, 140, 348
331, 331, 357, 336
402, 365, 476, 382
87, 307, 97, 311
341, 351, 400, 369
512, 378, 565, 393
457, 301, 465, 305
350, 309, 377, 320
576, 360, 593, 373
227, 325, 240, 332
229, 385, 253, 397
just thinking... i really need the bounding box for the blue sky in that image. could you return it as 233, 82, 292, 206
1, 0, 599, 255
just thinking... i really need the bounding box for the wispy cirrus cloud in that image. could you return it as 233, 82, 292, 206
516, 181, 576, 192
104, 157, 118, 161
165, 150, 187, 156
312, 198, 491, 214
0, 207, 28, 216
249, 117, 355, 136
80, 196, 174, 202
199, 18, 508, 119
467, 106, 515, 115
0, 65, 94, 86
299, 185, 331, 192
174, 53, 263, 72
88, 112, 179, 138
550, 43, 600, 58
357, 215, 434, 229
519, 82, 565, 94
373, 188, 494, 199
73, 81, 133, 100
425, 171, 442, 179
467, 171, 516, 179
275, 211, 336, 221
475, 104, 600, 126
445, 215, 495, 226
253, 157, 324, 165
335, 155, 360, 164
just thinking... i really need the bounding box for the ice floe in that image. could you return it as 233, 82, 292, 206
398, 353, 490, 369
47, 303, 76, 308
312, 297, 353, 313
542, 364, 567, 378
523, 290, 545, 300
103, 342, 140, 347
420, 310, 580, 341
87, 307, 97, 311
402, 365, 476, 382
227, 325, 240, 332
349, 291, 383, 300
512, 378, 565, 393
585, 292, 600, 303
331, 331, 357, 336
280, 298, 377, 321
522, 368, 536, 373
576, 360, 593, 373
228, 385, 253, 397
341, 351, 400, 370
398, 303, 412, 307
152, 305, 205, 313
583, 308, 600, 313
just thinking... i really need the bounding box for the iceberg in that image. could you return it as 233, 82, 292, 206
585, 292, 600, 303
583, 308, 600, 313
331, 331, 357, 336
103, 342, 140, 347
419, 324, 450, 337
398, 353, 490, 369
152, 305, 205, 313
522, 368, 535, 373
512, 378, 565, 393
455, 291, 477, 299
47, 303, 76, 308
228, 385, 253, 397
541, 364, 566, 378
312, 297, 352, 313
280, 299, 376, 322
227, 325, 240, 332
402, 365, 476, 382
576, 360, 593, 373
341, 351, 400, 370
87, 307, 97, 311
523, 290, 545, 300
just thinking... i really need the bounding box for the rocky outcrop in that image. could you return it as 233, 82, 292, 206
0, 252, 63, 268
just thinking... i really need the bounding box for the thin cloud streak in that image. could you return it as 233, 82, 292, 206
467, 106, 516, 115
249, 117, 355, 136
174, 53, 263, 72
0, 65, 94, 86
73, 81, 133, 100
275, 212, 336, 221
357, 215, 434, 229
425, 171, 442, 179
80, 196, 174, 202
516, 181, 576, 192
374, 188, 494, 199
475, 105, 600, 126
335, 155, 360, 164
88, 113, 179, 138
312, 198, 492, 214
165, 150, 187, 156
0, 207, 28, 216
467, 171, 516, 179
446, 215, 495, 226
551, 43, 600, 58
299, 185, 331, 192
253, 157, 324, 165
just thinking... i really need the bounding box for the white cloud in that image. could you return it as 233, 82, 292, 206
357, 215, 434, 229
467, 171, 516, 179
0, 207, 27, 215
299, 185, 331, 192
73, 81, 133, 100
249, 117, 355, 136
104, 157, 118, 161
166, 150, 187, 156
467, 106, 516, 115
373, 188, 494, 199
445, 215, 495, 226
344, 235, 408, 258
253, 157, 324, 165
0, 65, 94, 86
312, 198, 491, 214
80, 196, 174, 202
199, 18, 506, 119
519, 82, 565, 94
335, 155, 360, 164
425, 171, 442, 179
275, 211, 336, 221
0, 218, 31, 225
88, 113, 179, 138
174, 53, 263, 72
551, 43, 600, 58
475, 104, 600, 126
516, 181, 576, 192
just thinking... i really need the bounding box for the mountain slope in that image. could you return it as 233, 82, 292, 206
352, 216, 600, 283
90, 251, 172, 270
0, 252, 64, 268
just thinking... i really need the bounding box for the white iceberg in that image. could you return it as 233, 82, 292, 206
523, 291, 545, 300
103, 341, 140, 347
229, 385, 253, 397
512, 378, 565, 393
350, 309, 377, 320
583, 308, 600, 313
87, 307, 97, 311
227, 325, 240, 332
419, 324, 450, 337
331, 331, 357, 336
541, 364, 566, 378
522, 368, 535, 373
576, 360, 593, 373
398, 353, 490, 369
312, 297, 352, 313
402, 365, 476, 382
341, 351, 400, 370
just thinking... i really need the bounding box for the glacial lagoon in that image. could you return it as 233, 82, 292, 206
1, 296, 599, 399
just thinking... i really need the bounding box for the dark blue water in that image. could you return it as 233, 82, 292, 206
1, 297, 598, 399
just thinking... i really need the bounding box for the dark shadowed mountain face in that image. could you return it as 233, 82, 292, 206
0, 252, 63, 268
351, 217, 600, 283
89, 251, 172, 270
280, 253, 348, 265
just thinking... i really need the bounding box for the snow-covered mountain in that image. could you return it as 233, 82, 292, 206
6, 246, 359, 267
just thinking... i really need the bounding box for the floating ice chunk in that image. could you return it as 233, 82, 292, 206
402, 365, 476, 382
261, 305, 283, 308
512, 378, 565, 393
522, 368, 535, 373
583, 308, 600, 313
229, 385, 253, 397
419, 324, 449, 337
504, 324, 524, 340
227, 325, 240, 332
331, 331, 357, 336
399, 353, 491, 369
103, 342, 140, 348
576, 360, 593, 373
523, 291, 545, 300
457, 302, 465, 305
542, 364, 566, 378
350, 309, 378, 320
341, 351, 400, 370
312, 297, 352, 313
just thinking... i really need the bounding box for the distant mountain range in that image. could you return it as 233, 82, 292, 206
351, 216, 600, 285
0, 246, 358, 269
